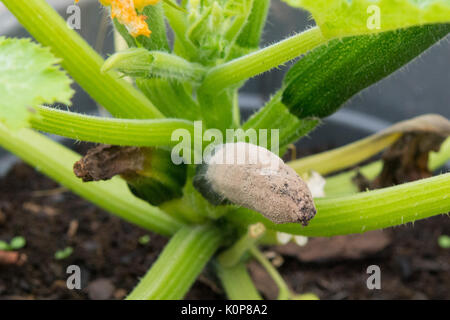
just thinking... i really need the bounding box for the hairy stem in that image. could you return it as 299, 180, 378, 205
228, 173, 450, 237
201, 27, 326, 92
127, 225, 225, 300
1, 0, 163, 119
242, 93, 318, 153
102, 49, 206, 84
31, 106, 194, 147
235, 0, 271, 49
0, 125, 182, 236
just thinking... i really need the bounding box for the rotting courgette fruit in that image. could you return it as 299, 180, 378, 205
74, 145, 186, 206
123, 148, 187, 206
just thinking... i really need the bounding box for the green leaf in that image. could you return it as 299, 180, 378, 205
283, 0, 450, 38
0, 236, 27, 251
9, 236, 26, 250
0, 241, 10, 251
0, 37, 73, 128
282, 24, 450, 119
138, 235, 151, 245
54, 247, 73, 260
438, 235, 450, 249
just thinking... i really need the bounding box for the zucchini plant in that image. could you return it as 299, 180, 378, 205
0, 0, 450, 300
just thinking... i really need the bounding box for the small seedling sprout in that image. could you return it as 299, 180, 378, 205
0, 241, 9, 251
138, 235, 151, 245
0, 237, 26, 251
438, 235, 450, 249
54, 247, 74, 260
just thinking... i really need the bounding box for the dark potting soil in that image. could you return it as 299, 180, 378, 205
0, 162, 448, 300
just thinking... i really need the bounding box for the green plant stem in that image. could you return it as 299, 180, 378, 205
235, 0, 271, 49
102, 49, 206, 84
289, 133, 402, 175
228, 173, 450, 237
324, 137, 450, 196
223, 0, 254, 44
242, 93, 318, 153
1, 0, 163, 119
250, 247, 290, 300
0, 124, 182, 236
430, 137, 450, 170
163, 1, 197, 60
30, 106, 194, 147
127, 225, 225, 300
324, 162, 382, 196
137, 78, 201, 120
215, 262, 262, 300
159, 198, 208, 224
201, 27, 326, 92
217, 223, 265, 267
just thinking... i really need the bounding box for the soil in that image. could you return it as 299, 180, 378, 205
0, 162, 449, 300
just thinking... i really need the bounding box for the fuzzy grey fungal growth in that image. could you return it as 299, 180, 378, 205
194, 143, 317, 225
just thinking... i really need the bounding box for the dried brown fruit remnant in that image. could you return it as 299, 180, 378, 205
74, 145, 145, 182
372, 132, 446, 188
354, 114, 450, 190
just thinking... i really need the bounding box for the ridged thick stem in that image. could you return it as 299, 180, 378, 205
30, 106, 194, 147
127, 225, 225, 300
228, 173, 450, 237
215, 262, 262, 300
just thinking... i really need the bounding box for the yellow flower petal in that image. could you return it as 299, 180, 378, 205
110, 0, 152, 37
76, 0, 161, 38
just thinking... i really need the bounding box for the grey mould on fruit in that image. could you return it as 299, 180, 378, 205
194, 143, 317, 226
